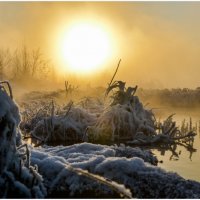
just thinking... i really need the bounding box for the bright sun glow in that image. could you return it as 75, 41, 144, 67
61, 22, 112, 74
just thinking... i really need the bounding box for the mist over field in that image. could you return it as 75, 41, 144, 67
1, 2, 200, 89
1, 2, 200, 199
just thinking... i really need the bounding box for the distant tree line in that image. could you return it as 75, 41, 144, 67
137, 88, 200, 108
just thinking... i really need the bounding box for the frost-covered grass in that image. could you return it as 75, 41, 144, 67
19, 81, 196, 149
1, 80, 199, 198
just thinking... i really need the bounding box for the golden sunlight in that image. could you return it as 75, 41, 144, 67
60, 22, 112, 74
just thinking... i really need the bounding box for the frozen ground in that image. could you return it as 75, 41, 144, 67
31, 142, 200, 198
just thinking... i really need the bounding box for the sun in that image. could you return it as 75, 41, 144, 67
60, 22, 112, 74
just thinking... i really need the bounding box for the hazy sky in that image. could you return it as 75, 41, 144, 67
0, 2, 200, 88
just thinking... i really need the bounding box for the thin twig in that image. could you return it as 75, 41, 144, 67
108, 59, 121, 90
65, 101, 73, 117
0, 80, 13, 99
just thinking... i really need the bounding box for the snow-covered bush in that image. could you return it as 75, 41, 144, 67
20, 80, 196, 148
87, 81, 196, 148
0, 81, 46, 198
0, 81, 22, 146
30, 105, 97, 145
88, 81, 156, 143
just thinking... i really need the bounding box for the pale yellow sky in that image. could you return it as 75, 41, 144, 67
0, 2, 200, 89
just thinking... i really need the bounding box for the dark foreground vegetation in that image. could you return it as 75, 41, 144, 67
1, 78, 200, 198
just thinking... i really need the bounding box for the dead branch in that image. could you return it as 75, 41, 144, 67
64, 164, 132, 199
106, 59, 121, 97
